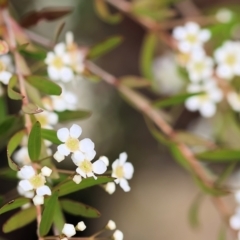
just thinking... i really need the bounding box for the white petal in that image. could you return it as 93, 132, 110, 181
19, 180, 34, 191
119, 152, 127, 164
33, 195, 44, 206
112, 159, 120, 170
119, 179, 131, 192
58, 144, 70, 156
57, 128, 69, 142
53, 151, 65, 162
20, 166, 35, 179
84, 150, 96, 161
199, 29, 211, 42
66, 31, 74, 45
185, 97, 201, 111
76, 221, 86, 231
113, 230, 124, 240
41, 166, 52, 177
72, 151, 85, 165
106, 220, 116, 230
230, 215, 240, 230
123, 162, 134, 180
70, 124, 82, 138
216, 65, 233, 80
0, 71, 12, 84
105, 182, 116, 195
76, 167, 87, 178
54, 42, 66, 56
36, 185, 52, 196
73, 175, 82, 184
47, 66, 60, 81
80, 138, 95, 152
60, 67, 74, 82
48, 112, 58, 125
185, 22, 200, 34
99, 156, 109, 166
173, 26, 186, 40
200, 102, 216, 118
62, 223, 76, 238
45, 52, 55, 64
178, 41, 192, 53
93, 160, 107, 174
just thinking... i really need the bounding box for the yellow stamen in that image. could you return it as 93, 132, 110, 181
115, 166, 124, 178
79, 160, 92, 173
66, 137, 79, 152
29, 174, 46, 189
52, 57, 64, 69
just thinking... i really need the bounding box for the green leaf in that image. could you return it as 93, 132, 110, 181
22, 103, 43, 115
0, 96, 7, 123
140, 32, 157, 81
53, 200, 65, 232
0, 198, 31, 215
7, 75, 22, 100
197, 149, 240, 162
88, 36, 123, 59
25, 81, 44, 108
54, 21, 65, 44
53, 176, 114, 197
217, 227, 226, 240
57, 110, 91, 122
20, 49, 47, 61
3, 206, 36, 233
153, 92, 204, 108
39, 192, 58, 237
94, 0, 123, 24
61, 199, 100, 218
41, 129, 61, 145
17, 43, 29, 51
215, 162, 237, 185
26, 75, 62, 96
120, 76, 151, 88
188, 193, 204, 228
0, 168, 18, 180
28, 121, 41, 161
7, 130, 25, 171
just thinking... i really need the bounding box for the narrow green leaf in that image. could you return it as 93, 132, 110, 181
25, 81, 44, 108
26, 75, 62, 96
3, 206, 36, 233
153, 92, 204, 108
17, 43, 29, 51
57, 110, 91, 122
53, 200, 65, 232
120, 76, 151, 88
20, 49, 47, 61
94, 0, 123, 24
0, 198, 31, 215
216, 162, 237, 185
0, 168, 18, 180
7, 75, 22, 100
88, 36, 123, 59
7, 130, 25, 171
41, 128, 61, 145
61, 199, 100, 218
22, 103, 43, 115
140, 33, 157, 81
53, 176, 114, 197
217, 227, 226, 240
0, 96, 7, 123
188, 193, 204, 228
197, 149, 240, 162
39, 192, 58, 237
54, 21, 65, 44
28, 121, 41, 161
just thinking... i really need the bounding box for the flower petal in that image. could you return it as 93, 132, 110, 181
76, 167, 86, 178
85, 150, 96, 161
33, 195, 44, 206
57, 128, 69, 142
119, 152, 127, 164
70, 124, 82, 138
36, 185, 52, 196
79, 138, 94, 152
58, 144, 70, 156
119, 179, 131, 192
93, 160, 107, 174
72, 151, 85, 166
20, 166, 35, 179
19, 180, 34, 191
123, 162, 134, 179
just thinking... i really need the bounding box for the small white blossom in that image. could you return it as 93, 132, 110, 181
227, 91, 240, 112
73, 175, 82, 184
55, 124, 95, 160
0, 54, 13, 85
17, 185, 34, 199
18, 166, 51, 203
104, 182, 116, 195
45, 43, 74, 82
76, 221, 86, 231
112, 152, 134, 192
214, 41, 240, 80
35, 110, 58, 129
62, 223, 76, 238
113, 230, 124, 240
13, 147, 31, 166
99, 156, 109, 166
53, 151, 65, 163
106, 220, 116, 230
33, 195, 44, 206
185, 80, 223, 118
41, 166, 52, 177
186, 50, 214, 82
173, 22, 211, 53
230, 209, 240, 230
216, 8, 233, 23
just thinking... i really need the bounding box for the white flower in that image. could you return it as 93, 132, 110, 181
53, 151, 65, 163
186, 50, 214, 82
99, 156, 109, 166
106, 220, 116, 230
230, 210, 240, 230
41, 166, 52, 177
45, 43, 74, 82
76, 221, 86, 231
173, 22, 211, 53
112, 152, 134, 192
33, 195, 44, 206
185, 80, 223, 118
17, 185, 34, 199
18, 166, 51, 202
55, 124, 95, 160
35, 110, 58, 129
104, 182, 116, 195
13, 147, 31, 166
227, 92, 240, 112
72, 153, 107, 179
113, 230, 124, 240
0, 54, 13, 85
62, 223, 76, 238
216, 8, 233, 23
214, 41, 240, 80
73, 174, 82, 184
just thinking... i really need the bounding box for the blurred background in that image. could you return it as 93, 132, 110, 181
1, 0, 240, 239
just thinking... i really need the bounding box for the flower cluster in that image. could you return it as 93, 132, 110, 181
61, 221, 86, 239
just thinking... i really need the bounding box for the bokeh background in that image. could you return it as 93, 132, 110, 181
0, 0, 239, 239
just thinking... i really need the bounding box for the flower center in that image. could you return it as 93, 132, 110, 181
29, 174, 46, 189
193, 62, 204, 73
66, 137, 79, 152
115, 166, 124, 178
186, 34, 197, 44
199, 93, 209, 102
0, 61, 6, 72
225, 54, 236, 66
52, 57, 64, 69
79, 160, 92, 173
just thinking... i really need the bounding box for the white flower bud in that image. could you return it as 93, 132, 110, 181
33, 195, 44, 206
41, 166, 52, 177
73, 175, 82, 184
76, 221, 86, 231
113, 230, 124, 240
105, 182, 116, 195
106, 220, 116, 230
62, 223, 76, 237
99, 156, 109, 166
54, 151, 65, 162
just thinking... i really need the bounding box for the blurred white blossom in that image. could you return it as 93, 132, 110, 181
216, 8, 233, 23
104, 182, 116, 194
113, 229, 124, 240
35, 110, 58, 129
227, 91, 240, 112
0, 54, 13, 85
